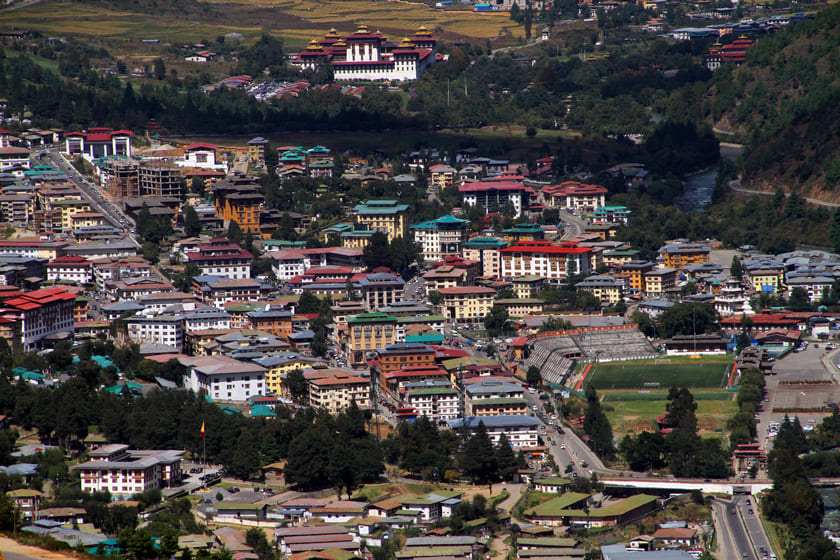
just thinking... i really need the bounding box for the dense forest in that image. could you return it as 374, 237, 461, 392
708, 5, 840, 194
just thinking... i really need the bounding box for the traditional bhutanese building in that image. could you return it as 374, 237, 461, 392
292, 25, 440, 82
211, 179, 264, 236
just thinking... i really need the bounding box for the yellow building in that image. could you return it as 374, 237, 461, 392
511, 276, 544, 299
352, 200, 409, 242
341, 229, 374, 250
254, 353, 320, 396
622, 261, 655, 292
428, 164, 456, 193
575, 275, 623, 305
423, 266, 467, 292
661, 243, 710, 269
643, 268, 678, 296
748, 268, 784, 294
494, 298, 545, 317
438, 286, 496, 323
462, 237, 508, 278
53, 198, 91, 232
71, 212, 106, 229
345, 312, 397, 366
247, 137, 269, 165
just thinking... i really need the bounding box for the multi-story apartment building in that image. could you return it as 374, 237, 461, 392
126, 314, 185, 350
437, 286, 495, 323
406, 384, 460, 423
0, 193, 34, 225
270, 247, 364, 281
212, 180, 264, 236
46, 256, 93, 285
139, 163, 183, 198
621, 260, 655, 293
73, 444, 183, 499
493, 298, 545, 317
469, 397, 529, 416
462, 237, 508, 278
448, 415, 539, 449
358, 272, 404, 310
193, 276, 262, 308
499, 241, 592, 281
246, 308, 293, 338
308, 372, 371, 414
1, 287, 75, 350
375, 343, 437, 374
352, 199, 410, 241
253, 352, 322, 396
186, 239, 253, 279
428, 164, 456, 194
182, 355, 267, 402
459, 180, 531, 218
575, 274, 623, 305
412, 214, 468, 263
643, 268, 678, 296
660, 242, 710, 269
345, 312, 397, 366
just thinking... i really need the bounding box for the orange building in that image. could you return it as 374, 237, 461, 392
376, 343, 437, 374
212, 180, 264, 236
246, 308, 294, 339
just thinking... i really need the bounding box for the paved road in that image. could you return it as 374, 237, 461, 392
729, 178, 840, 208
39, 150, 134, 230
739, 495, 774, 559
559, 210, 586, 240
712, 498, 757, 560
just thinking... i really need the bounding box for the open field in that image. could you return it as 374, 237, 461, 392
602, 389, 737, 437
0, 0, 523, 48
585, 356, 733, 390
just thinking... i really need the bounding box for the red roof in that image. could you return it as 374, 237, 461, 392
720, 313, 801, 326
184, 143, 218, 151
500, 241, 591, 255
438, 286, 496, 295
459, 180, 528, 193
48, 256, 90, 265
542, 180, 608, 197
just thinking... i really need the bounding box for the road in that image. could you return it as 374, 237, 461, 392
559, 210, 586, 240
39, 149, 134, 230
712, 497, 757, 560
739, 495, 774, 559
729, 178, 840, 208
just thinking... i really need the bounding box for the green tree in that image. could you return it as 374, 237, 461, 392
658, 303, 719, 338
583, 386, 615, 459
460, 422, 499, 484
286, 369, 308, 404
428, 290, 443, 305
788, 287, 812, 311
153, 58, 166, 80
526, 365, 541, 387
484, 306, 512, 337
363, 231, 391, 270
619, 431, 666, 472
495, 433, 519, 481
184, 206, 202, 237
227, 222, 243, 245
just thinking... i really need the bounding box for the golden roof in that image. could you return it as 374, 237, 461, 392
414, 25, 432, 36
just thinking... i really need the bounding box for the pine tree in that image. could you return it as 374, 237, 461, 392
583, 386, 615, 459
460, 422, 499, 484
495, 434, 519, 481
730, 255, 743, 280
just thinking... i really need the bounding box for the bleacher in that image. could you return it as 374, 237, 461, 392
525, 328, 656, 385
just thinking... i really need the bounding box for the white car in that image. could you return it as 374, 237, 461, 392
560, 443, 566, 450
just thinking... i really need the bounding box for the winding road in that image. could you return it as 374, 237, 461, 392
729, 178, 840, 208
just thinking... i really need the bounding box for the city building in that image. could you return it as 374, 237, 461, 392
575, 275, 623, 305
493, 298, 545, 317
405, 384, 460, 423
308, 372, 371, 414
345, 312, 397, 365
126, 314, 185, 351
187, 239, 253, 279
411, 214, 469, 262
660, 242, 710, 269
211, 180, 264, 236
182, 355, 267, 402
459, 180, 532, 218
139, 163, 183, 198
64, 128, 133, 161
499, 241, 592, 281
462, 237, 508, 278
643, 268, 678, 296
448, 415, 539, 449
592, 205, 631, 225
46, 256, 93, 285
542, 181, 607, 213
72, 444, 183, 499
352, 199, 410, 241
1, 287, 75, 350
428, 164, 457, 193
376, 343, 437, 374
438, 286, 496, 323
714, 278, 753, 317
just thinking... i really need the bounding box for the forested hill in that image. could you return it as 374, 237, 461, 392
709, 6, 840, 198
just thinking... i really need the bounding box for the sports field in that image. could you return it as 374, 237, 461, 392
584, 356, 732, 390
601, 389, 737, 437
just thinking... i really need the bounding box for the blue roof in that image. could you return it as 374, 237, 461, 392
251, 404, 277, 418
411, 214, 469, 231
448, 415, 539, 429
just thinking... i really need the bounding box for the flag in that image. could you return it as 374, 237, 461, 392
200, 420, 205, 440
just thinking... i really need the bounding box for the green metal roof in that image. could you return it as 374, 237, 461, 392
464, 237, 508, 248
348, 312, 397, 325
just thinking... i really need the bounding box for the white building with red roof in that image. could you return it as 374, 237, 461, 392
293, 25, 439, 82
47, 256, 93, 285
541, 181, 608, 213
186, 238, 253, 280
0, 287, 75, 350
499, 241, 592, 281
177, 143, 228, 173
64, 128, 133, 161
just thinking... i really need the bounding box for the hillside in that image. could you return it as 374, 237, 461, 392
709, 6, 840, 198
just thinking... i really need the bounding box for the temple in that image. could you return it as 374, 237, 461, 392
292, 25, 441, 81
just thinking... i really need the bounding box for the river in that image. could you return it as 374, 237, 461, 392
676, 143, 744, 212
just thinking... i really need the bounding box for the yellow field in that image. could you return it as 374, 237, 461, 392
0, 0, 522, 47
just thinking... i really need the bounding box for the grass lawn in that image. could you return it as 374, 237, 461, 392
601, 389, 737, 437
585, 356, 733, 390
